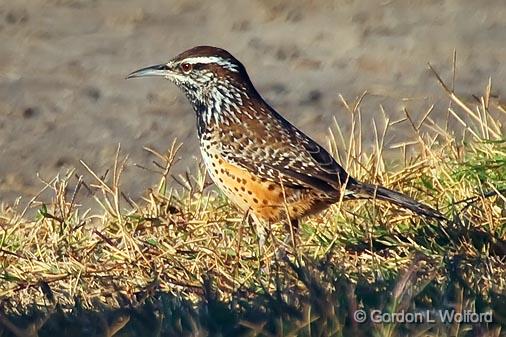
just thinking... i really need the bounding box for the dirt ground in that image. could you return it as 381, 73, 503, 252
0, 0, 505, 206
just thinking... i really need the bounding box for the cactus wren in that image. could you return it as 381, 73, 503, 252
127, 46, 444, 226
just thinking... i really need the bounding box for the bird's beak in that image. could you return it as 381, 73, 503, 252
126, 63, 171, 79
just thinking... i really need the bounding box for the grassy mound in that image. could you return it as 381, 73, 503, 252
0, 69, 504, 336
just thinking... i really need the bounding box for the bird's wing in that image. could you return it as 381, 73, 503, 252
218, 111, 354, 195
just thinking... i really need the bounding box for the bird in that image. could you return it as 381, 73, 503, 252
127, 46, 445, 229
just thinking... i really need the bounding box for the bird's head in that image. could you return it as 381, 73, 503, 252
127, 46, 256, 119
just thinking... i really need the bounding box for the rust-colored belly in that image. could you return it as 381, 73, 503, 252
201, 147, 331, 223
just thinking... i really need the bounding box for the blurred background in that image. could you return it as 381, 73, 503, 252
0, 0, 505, 204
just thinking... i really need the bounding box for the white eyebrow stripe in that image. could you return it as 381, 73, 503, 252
182, 56, 239, 72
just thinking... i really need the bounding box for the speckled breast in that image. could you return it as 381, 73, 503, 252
199, 140, 330, 223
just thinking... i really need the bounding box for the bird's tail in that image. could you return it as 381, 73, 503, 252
348, 182, 446, 220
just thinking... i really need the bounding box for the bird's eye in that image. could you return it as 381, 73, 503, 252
180, 62, 192, 73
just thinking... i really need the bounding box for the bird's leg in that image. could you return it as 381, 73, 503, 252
276, 219, 300, 260
249, 213, 268, 254
248, 213, 277, 275
284, 218, 299, 247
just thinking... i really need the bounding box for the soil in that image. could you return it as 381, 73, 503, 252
1, 0, 505, 206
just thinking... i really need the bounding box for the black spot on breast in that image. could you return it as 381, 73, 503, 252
253, 198, 259, 204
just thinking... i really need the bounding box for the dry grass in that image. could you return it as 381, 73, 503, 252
0, 67, 504, 336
